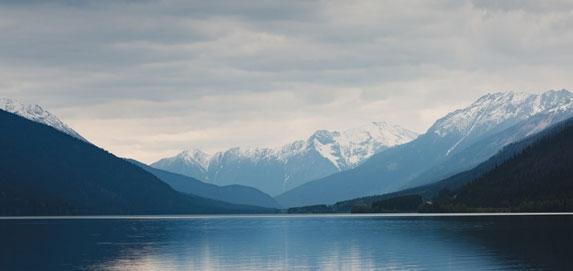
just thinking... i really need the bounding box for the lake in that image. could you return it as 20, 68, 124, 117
1, 214, 572, 270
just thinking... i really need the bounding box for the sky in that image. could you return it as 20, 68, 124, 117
1, 0, 573, 163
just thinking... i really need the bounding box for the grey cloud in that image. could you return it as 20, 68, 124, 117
1, 0, 572, 162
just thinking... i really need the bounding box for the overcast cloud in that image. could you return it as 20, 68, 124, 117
1, 0, 573, 162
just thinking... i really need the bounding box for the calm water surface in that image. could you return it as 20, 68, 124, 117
1, 214, 572, 270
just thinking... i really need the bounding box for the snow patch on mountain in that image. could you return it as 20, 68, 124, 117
0, 98, 87, 142
332, 121, 419, 168
177, 148, 212, 169
312, 137, 342, 170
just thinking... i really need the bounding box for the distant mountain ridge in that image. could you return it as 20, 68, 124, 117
152, 121, 418, 196
0, 98, 86, 142
276, 89, 573, 207
128, 159, 281, 209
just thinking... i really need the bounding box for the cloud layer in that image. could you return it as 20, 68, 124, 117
1, 0, 573, 162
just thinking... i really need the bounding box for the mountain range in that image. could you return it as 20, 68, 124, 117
152, 122, 418, 196
276, 89, 573, 207
2, 89, 572, 214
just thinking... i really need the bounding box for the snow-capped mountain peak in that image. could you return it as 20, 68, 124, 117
0, 97, 87, 142
177, 148, 212, 170
432, 90, 573, 136
344, 121, 418, 145
429, 89, 573, 155
309, 121, 419, 169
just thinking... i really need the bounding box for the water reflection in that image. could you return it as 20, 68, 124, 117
1, 215, 572, 270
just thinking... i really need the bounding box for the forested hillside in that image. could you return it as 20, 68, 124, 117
0, 110, 271, 215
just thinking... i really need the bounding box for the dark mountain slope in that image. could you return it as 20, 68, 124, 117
128, 160, 281, 209
429, 117, 573, 212
395, 115, 573, 201
402, 110, 573, 190
0, 110, 271, 215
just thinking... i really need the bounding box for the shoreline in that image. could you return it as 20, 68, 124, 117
2, 212, 573, 220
